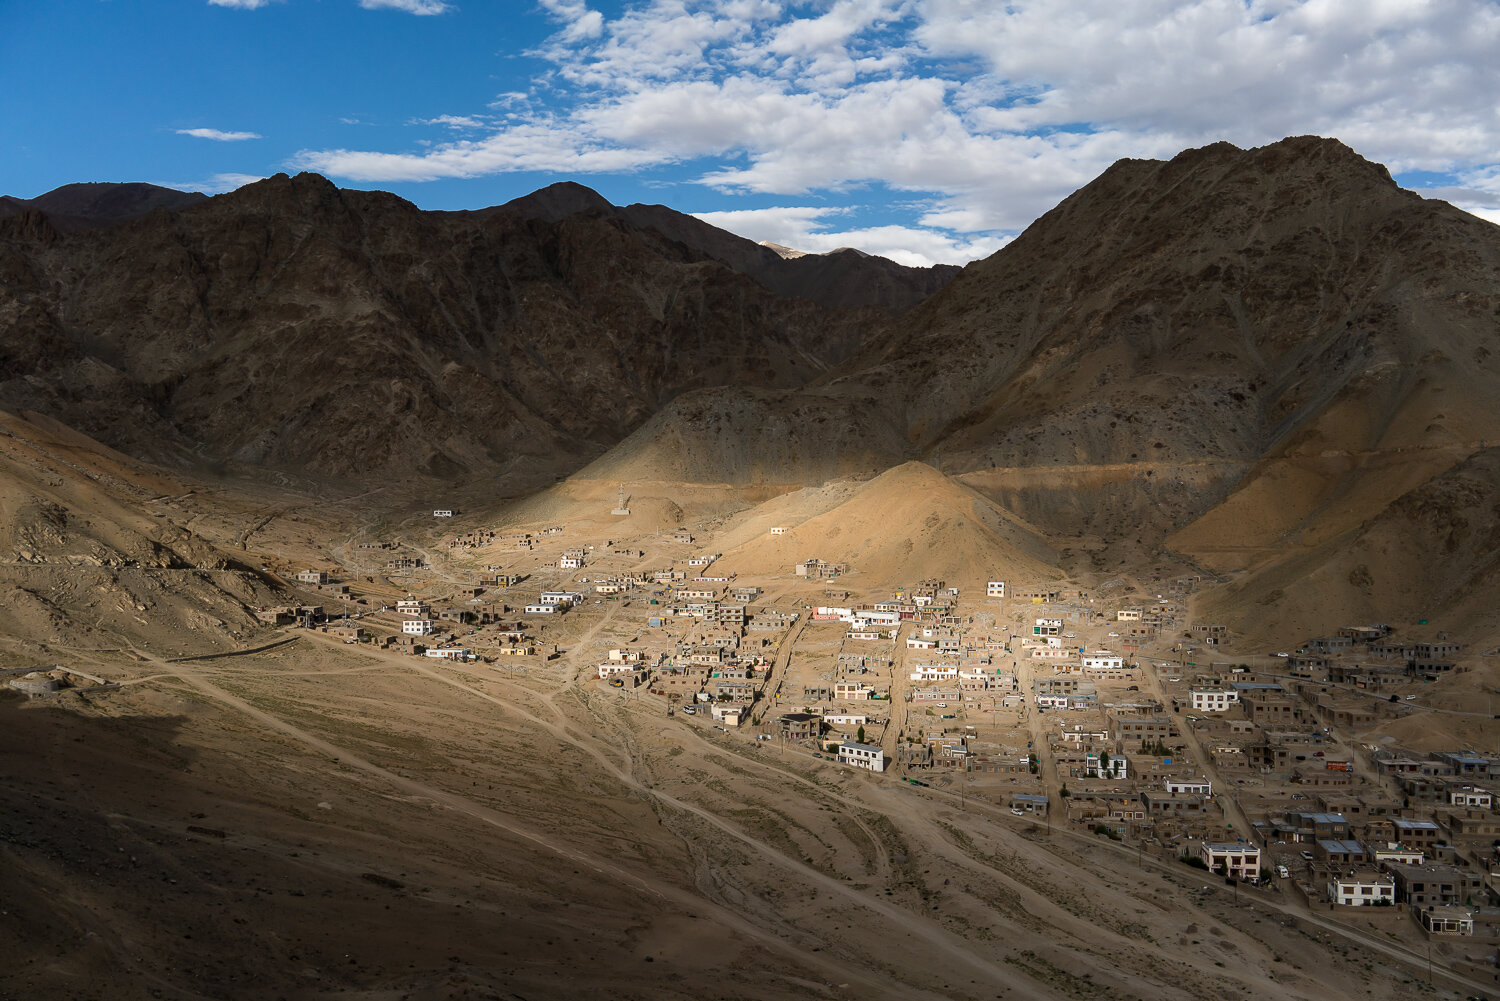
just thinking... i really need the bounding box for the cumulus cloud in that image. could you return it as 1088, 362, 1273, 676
155, 172, 266, 194
358, 0, 452, 13
177, 127, 262, 141
288, 0, 1500, 262
415, 114, 489, 129
691, 204, 1009, 267
292, 122, 668, 181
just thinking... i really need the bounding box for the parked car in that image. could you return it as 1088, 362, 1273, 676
682, 706, 696, 715
1300, 850, 1313, 861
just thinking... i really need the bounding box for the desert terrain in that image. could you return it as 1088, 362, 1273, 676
5, 137, 1500, 1000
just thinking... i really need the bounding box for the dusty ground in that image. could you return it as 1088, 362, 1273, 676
2, 412, 1497, 1001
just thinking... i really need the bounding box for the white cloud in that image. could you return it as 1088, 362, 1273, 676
416, 114, 489, 129
291, 122, 668, 181
691, 204, 1008, 267
207, 0, 279, 8
358, 0, 452, 13
287, 0, 1500, 263
177, 127, 262, 141
154, 172, 266, 194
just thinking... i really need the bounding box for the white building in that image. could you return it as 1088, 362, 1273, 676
559, 555, 583, 569
1033, 618, 1063, 636
433, 509, 454, 518
540, 591, 584, 606
1085, 752, 1128, 779
1164, 778, 1213, 796
598, 663, 636, 678
1200, 843, 1261, 881
824, 713, 868, 726
1449, 786, 1493, 808
769, 526, 788, 536
710, 703, 745, 726
910, 665, 959, 682
1190, 687, 1239, 712
987, 580, 1006, 598
297, 570, 329, 585
1081, 652, 1124, 671
837, 740, 886, 772
402, 618, 434, 635
1326, 871, 1395, 907
524, 603, 558, 615
424, 648, 473, 661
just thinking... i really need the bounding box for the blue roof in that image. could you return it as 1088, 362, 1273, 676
1013, 794, 1049, 804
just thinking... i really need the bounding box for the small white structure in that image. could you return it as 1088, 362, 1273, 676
1190, 687, 1239, 712
711, 703, 745, 726
987, 580, 1006, 598
540, 591, 584, 606
1200, 842, 1261, 881
769, 526, 789, 536
1164, 778, 1213, 796
402, 618, 434, 635
297, 570, 329, 585
559, 555, 583, 570
1449, 786, 1492, 808
1327, 871, 1395, 906
598, 663, 635, 679
1081, 652, 1124, 671
524, 603, 558, 615
424, 647, 473, 661
433, 509, 454, 518
824, 713, 869, 726
1085, 752, 1128, 779
837, 740, 886, 772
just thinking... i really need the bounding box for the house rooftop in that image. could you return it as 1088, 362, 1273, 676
1392, 818, 1441, 830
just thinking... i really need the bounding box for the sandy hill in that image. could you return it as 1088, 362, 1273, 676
0, 410, 287, 657
711, 462, 1059, 587
571, 384, 908, 487
562, 136, 1500, 639
1191, 447, 1500, 648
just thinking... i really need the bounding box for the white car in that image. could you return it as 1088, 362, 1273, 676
682, 706, 696, 715
934, 702, 948, 708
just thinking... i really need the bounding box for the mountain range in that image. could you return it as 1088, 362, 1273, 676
3, 135, 1500, 643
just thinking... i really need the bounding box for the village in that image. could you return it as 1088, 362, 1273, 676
72, 506, 1491, 991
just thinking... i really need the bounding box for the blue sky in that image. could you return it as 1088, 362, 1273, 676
3, 0, 1499, 265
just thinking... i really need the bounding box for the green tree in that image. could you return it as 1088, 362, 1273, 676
857, 725, 867, 744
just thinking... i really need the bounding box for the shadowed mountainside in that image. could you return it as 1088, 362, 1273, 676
0, 175, 954, 494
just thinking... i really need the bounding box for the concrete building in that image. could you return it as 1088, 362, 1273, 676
1200, 843, 1261, 881
837, 740, 886, 772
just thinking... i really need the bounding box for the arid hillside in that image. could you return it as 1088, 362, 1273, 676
576, 137, 1500, 638
0, 175, 953, 495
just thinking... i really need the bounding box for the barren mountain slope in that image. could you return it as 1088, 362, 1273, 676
0, 410, 288, 657
498, 181, 960, 311
710, 461, 1060, 586
0, 181, 209, 232
1192, 447, 1500, 647
0, 174, 909, 492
